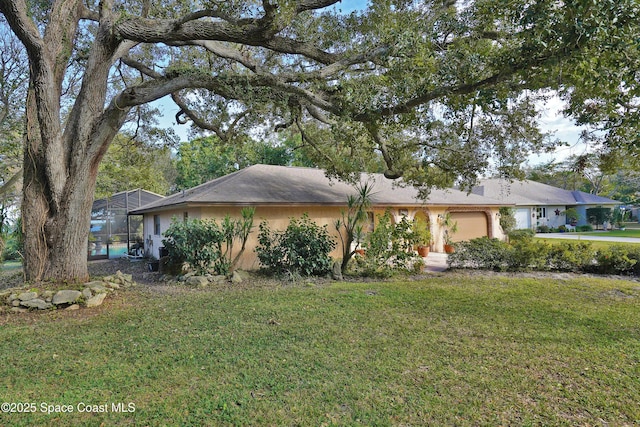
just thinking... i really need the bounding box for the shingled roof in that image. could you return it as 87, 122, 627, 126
472, 179, 621, 206
130, 164, 507, 214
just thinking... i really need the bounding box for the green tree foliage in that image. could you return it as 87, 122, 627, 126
162, 208, 255, 276
586, 207, 612, 230
559, 1, 640, 160
256, 214, 336, 277
175, 133, 318, 190
96, 134, 176, 199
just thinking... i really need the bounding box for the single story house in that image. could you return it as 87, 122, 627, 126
130, 164, 510, 270
471, 179, 621, 230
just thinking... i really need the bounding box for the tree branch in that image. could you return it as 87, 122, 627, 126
0, 0, 44, 59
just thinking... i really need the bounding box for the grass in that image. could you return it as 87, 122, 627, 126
580, 229, 640, 238
534, 237, 640, 251
1, 275, 639, 426
1, 259, 22, 270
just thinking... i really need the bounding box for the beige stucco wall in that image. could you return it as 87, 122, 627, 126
141, 204, 505, 270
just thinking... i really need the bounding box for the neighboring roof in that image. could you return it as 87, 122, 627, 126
130, 164, 508, 214
472, 179, 621, 206
92, 189, 165, 213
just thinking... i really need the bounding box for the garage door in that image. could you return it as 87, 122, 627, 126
449, 212, 488, 242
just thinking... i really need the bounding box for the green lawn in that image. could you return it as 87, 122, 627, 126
1, 276, 639, 426
580, 228, 640, 238
533, 237, 640, 251
1, 260, 22, 270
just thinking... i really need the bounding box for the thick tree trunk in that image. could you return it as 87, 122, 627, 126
22, 169, 96, 283
21, 84, 100, 283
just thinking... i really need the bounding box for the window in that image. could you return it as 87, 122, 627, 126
535, 207, 547, 219
154, 215, 161, 235
183, 212, 189, 222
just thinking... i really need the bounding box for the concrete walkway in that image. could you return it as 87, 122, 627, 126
536, 233, 640, 244
424, 252, 449, 272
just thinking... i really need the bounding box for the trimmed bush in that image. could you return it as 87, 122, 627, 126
595, 246, 637, 275
256, 213, 336, 277
508, 229, 535, 242
546, 241, 594, 272
448, 237, 510, 271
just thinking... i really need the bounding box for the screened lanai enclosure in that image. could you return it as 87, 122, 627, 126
89, 189, 164, 260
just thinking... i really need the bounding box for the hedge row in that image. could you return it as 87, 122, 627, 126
448, 236, 640, 275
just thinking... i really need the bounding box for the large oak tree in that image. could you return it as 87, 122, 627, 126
0, 0, 637, 282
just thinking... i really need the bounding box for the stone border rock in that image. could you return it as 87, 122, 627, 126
0, 270, 135, 313
159, 269, 249, 288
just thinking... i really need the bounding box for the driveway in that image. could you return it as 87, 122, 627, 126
536, 233, 640, 244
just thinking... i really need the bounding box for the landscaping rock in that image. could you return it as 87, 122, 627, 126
89, 283, 108, 293
82, 288, 93, 300
11, 299, 20, 307
231, 271, 243, 284
85, 280, 104, 288
66, 304, 80, 310
86, 292, 107, 308
105, 281, 120, 289
18, 291, 38, 301
186, 276, 209, 287
11, 307, 28, 313
332, 261, 343, 281
20, 299, 52, 310
52, 290, 82, 305
42, 290, 54, 302
210, 275, 227, 284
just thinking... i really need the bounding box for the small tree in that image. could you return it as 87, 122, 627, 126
335, 182, 374, 273
565, 208, 581, 226
586, 207, 612, 230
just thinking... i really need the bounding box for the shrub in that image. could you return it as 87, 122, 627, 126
507, 239, 550, 271
595, 246, 637, 275
163, 208, 254, 276
256, 213, 336, 277
448, 237, 510, 271
537, 225, 551, 233
546, 241, 594, 272
350, 211, 422, 277
508, 229, 535, 242
576, 224, 594, 232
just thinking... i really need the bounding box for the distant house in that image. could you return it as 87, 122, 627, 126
472, 179, 621, 230
130, 165, 509, 270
